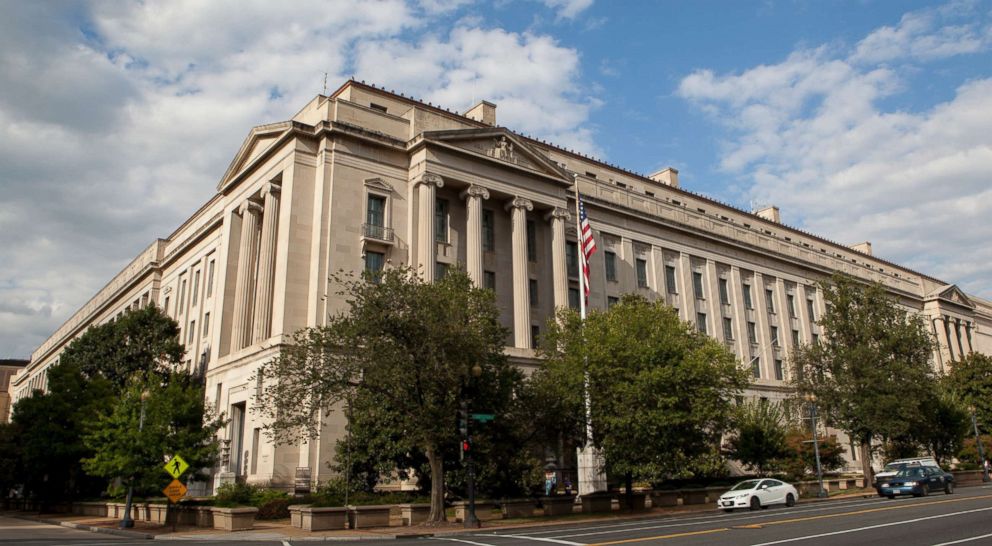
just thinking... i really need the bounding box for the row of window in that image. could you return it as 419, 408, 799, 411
165, 258, 217, 318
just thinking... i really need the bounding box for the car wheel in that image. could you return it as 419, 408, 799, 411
785, 493, 796, 507
722, 509, 734, 513
921, 485, 929, 497
749, 497, 761, 511
945, 482, 954, 495
887, 495, 895, 499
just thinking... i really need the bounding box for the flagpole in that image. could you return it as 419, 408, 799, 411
572, 174, 587, 321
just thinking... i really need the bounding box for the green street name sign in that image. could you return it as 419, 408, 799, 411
471, 413, 495, 422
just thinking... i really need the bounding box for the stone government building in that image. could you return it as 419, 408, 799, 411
12, 80, 992, 491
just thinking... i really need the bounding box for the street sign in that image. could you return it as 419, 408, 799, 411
163, 479, 188, 503
471, 413, 494, 422
164, 454, 189, 479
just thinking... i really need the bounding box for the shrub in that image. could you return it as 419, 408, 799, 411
213, 482, 293, 519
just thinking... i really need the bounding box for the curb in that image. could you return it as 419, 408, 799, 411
153, 533, 434, 542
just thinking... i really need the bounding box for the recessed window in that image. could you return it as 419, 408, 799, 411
367, 194, 386, 228
369, 102, 388, 113
770, 325, 779, 346
719, 278, 730, 305
192, 270, 201, 307
365, 251, 385, 276
665, 265, 677, 294
616, 182, 626, 189
163, 296, 170, 316
605, 251, 618, 282
765, 288, 775, 313
774, 360, 784, 381
188, 321, 196, 344
529, 279, 539, 306
178, 277, 187, 314
482, 209, 495, 251
792, 329, 801, 347
484, 271, 496, 291
693, 271, 705, 300
807, 298, 817, 322
645, 191, 655, 197
743, 283, 753, 309
203, 313, 211, 337
723, 317, 734, 341
812, 333, 820, 346
747, 321, 757, 344
752, 357, 761, 379
435, 199, 449, 243
585, 171, 597, 179
435, 262, 448, 279
787, 294, 797, 318
607, 296, 619, 308
531, 324, 540, 348
696, 313, 707, 334
568, 287, 580, 310
206, 259, 216, 298
566, 242, 579, 277
636, 259, 648, 288
526, 220, 537, 262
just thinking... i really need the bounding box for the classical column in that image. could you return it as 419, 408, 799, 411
546, 207, 570, 310
252, 182, 281, 343
943, 316, 956, 362
506, 197, 534, 348
460, 185, 490, 286
415, 173, 444, 281
231, 200, 262, 351
964, 322, 975, 355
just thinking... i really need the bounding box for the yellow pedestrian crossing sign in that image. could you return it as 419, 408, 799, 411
164, 454, 189, 479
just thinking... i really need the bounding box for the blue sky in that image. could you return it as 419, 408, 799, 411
1, 0, 990, 358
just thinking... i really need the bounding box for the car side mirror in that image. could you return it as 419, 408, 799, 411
761, 485, 768, 489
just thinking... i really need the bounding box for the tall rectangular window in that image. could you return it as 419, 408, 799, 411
747, 321, 757, 344
787, 294, 797, 318
365, 251, 385, 275
807, 298, 817, 322
206, 259, 216, 298
743, 283, 753, 309
484, 271, 496, 291
696, 312, 707, 334
526, 220, 537, 262
770, 325, 779, 346
192, 270, 201, 306
792, 329, 801, 347
605, 251, 617, 282
719, 278, 730, 305
178, 277, 187, 314
568, 287, 580, 309
693, 271, 704, 299
566, 242, 579, 277
435, 199, 449, 243
752, 357, 761, 379
723, 317, 734, 341
531, 325, 540, 348
367, 195, 386, 227
607, 296, 619, 308
774, 359, 784, 381
636, 259, 648, 288
188, 321, 196, 344
435, 262, 448, 279
529, 279, 539, 306
163, 296, 170, 316
482, 209, 495, 251
812, 333, 820, 345
203, 313, 210, 337
665, 265, 677, 294
765, 288, 775, 313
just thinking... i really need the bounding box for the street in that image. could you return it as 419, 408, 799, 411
4, 487, 992, 545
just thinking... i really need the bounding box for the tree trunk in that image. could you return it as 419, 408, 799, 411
425, 446, 446, 525
624, 471, 633, 510
859, 438, 874, 486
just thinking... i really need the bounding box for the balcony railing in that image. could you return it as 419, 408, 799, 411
362, 223, 394, 243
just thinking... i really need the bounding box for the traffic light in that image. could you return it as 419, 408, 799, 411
458, 401, 469, 438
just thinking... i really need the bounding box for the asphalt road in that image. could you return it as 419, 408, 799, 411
4, 486, 992, 546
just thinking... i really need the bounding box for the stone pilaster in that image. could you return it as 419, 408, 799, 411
546, 207, 571, 311
231, 200, 262, 351
460, 185, 490, 286
415, 174, 443, 282
252, 182, 281, 344
506, 197, 534, 348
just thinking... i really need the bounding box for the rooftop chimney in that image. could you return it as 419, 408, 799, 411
648, 167, 679, 188
754, 205, 781, 223
851, 241, 873, 256
465, 100, 496, 126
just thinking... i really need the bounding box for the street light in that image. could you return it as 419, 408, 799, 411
967, 405, 990, 483
804, 393, 827, 498
463, 363, 483, 529
120, 390, 151, 529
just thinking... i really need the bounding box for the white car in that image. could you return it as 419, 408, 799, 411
716, 479, 799, 512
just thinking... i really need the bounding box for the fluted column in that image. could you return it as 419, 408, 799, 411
231, 201, 262, 351
416, 173, 444, 281
252, 182, 281, 343
506, 197, 534, 348
547, 207, 570, 310
460, 185, 490, 286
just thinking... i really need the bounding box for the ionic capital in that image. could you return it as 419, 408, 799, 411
262, 181, 282, 198
238, 200, 263, 216
414, 172, 444, 189
544, 207, 571, 222
459, 185, 490, 201
504, 196, 534, 213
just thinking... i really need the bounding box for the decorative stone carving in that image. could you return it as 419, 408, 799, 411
505, 196, 534, 212
415, 172, 444, 188
489, 136, 516, 163
459, 185, 490, 201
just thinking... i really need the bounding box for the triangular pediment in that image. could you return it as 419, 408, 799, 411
927, 284, 975, 309
422, 128, 571, 184
364, 177, 394, 193
217, 122, 292, 190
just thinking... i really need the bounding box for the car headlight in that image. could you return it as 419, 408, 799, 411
904, 481, 917, 486
881, 483, 889, 487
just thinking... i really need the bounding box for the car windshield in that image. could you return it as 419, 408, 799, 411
730, 480, 761, 491
895, 468, 926, 478
883, 463, 906, 472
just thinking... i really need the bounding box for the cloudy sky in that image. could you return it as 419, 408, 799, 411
2, 0, 990, 358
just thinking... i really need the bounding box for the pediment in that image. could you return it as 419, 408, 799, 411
217, 122, 292, 190
422, 128, 571, 184
364, 177, 394, 193
927, 284, 975, 309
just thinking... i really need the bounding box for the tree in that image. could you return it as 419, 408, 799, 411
777, 429, 846, 480
792, 273, 935, 485
255, 268, 513, 524
723, 401, 789, 476
536, 294, 749, 486
0, 422, 23, 498
944, 353, 992, 433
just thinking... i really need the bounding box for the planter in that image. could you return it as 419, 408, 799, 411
617, 492, 648, 511
194, 506, 214, 528
173, 505, 199, 526
148, 504, 169, 524
704, 486, 731, 503
540, 495, 576, 516
453, 501, 500, 523
72, 502, 109, 517
211, 506, 257, 531
952, 470, 985, 487
500, 499, 537, 519
649, 490, 679, 508
398, 503, 430, 526
289, 505, 347, 531
347, 504, 391, 529
681, 488, 708, 505
581, 492, 613, 513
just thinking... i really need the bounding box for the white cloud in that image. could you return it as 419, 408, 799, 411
0, 0, 598, 358
678, 4, 992, 299
542, 0, 594, 20
850, 3, 991, 64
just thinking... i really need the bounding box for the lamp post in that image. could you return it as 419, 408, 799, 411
804, 393, 827, 498
968, 406, 990, 482
120, 390, 151, 529
463, 363, 483, 529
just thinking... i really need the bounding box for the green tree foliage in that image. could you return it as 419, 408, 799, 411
0, 422, 23, 497
957, 434, 992, 470
255, 268, 513, 523
776, 429, 846, 480
944, 353, 992, 433
917, 390, 970, 466
792, 274, 934, 484
723, 401, 789, 476
536, 294, 749, 483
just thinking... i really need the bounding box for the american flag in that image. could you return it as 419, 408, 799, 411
578, 198, 597, 299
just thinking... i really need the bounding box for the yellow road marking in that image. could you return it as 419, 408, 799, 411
584, 494, 992, 545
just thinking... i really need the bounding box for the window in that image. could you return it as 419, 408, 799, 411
435, 199, 449, 243
566, 242, 579, 277
203, 313, 210, 337
178, 277, 187, 314
607, 296, 619, 308
568, 288, 580, 309
526, 220, 537, 262
743, 283, 753, 309
636, 259, 648, 288
435, 262, 448, 279
529, 279, 539, 306
765, 288, 775, 313
605, 251, 617, 282
723, 317, 734, 341
531, 325, 541, 347
719, 278, 730, 305
484, 271, 496, 291
774, 359, 784, 381
787, 294, 797, 318
807, 298, 817, 322
665, 265, 677, 294
164, 296, 170, 316
812, 333, 820, 346
482, 209, 495, 251
770, 325, 779, 346
188, 321, 196, 344
752, 357, 761, 379
792, 329, 801, 347
192, 270, 201, 306
696, 313, 707, 334
693, 271, 704, 299
206, 259, 216, 298
365, 251, 385, 275
366, 194, 386, 227
747, 321, 757, 344
369, 102, 388, 113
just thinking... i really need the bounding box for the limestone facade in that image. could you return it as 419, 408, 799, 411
11, 80, 992, 487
